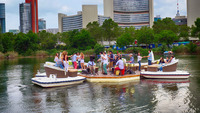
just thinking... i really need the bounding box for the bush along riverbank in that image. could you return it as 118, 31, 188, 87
0, 43, 199, 59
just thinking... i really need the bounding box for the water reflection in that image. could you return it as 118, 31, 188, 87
0, 56, 200, 112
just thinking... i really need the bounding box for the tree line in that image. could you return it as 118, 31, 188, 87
0, 18, 199, 56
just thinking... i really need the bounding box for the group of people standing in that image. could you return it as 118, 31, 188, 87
54, 49, 175, 75
98, 51, 143, 75
54, 51, 85, 71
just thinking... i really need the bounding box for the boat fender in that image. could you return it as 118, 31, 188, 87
49, 74, 53, 79
37, 70, 40, 74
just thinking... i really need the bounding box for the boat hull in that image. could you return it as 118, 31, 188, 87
79, 73, 140, 83
44, 65, 68, 78
140, 70, 190, 79
31, 76, 86, 88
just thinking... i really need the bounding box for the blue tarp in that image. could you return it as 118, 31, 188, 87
112, 45, 126, 50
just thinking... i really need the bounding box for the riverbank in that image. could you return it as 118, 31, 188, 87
0, 44, 199, 60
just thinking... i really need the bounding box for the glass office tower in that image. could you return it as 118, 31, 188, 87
0, 3, 6, 33
38, 18, 46, 31
104, 0, 154, 29
19, 3, 31, 33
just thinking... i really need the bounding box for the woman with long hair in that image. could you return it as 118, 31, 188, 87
80, 52, 85, 69
54, 53, 59, 67
63, 51, 69, 71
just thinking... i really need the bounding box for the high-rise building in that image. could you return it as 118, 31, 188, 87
104, 0, 154, 29
19, 3, 31, 33
187, 0, 200, 27
0, 3, 6, 33
19, 0, 38, 33
58, 5, 110, 32
25, 0, 38, 33
38, 18, 46, 31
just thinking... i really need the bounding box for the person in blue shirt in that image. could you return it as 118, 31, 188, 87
129, 53, 134, 64
146, 50, 152, 65
71, 53, 77, 69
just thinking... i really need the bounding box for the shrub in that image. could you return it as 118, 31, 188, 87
172, 45, 189, 53
46, 49, 59, 56
5, 51, 18, 58
24, 49, 34, 56
125, 47, 148, 56
67, 48, 79, 55
186, 42, 197, 53
106, 48, 113, 53
35, 50, 48, 57
159, 43, 169, 53
0, 52, 4, 59
125, 47, 134, 53
196, 46, 200, 54
94, 43, 104, 55
82, 49, 94, 56
112, 49, 118, 54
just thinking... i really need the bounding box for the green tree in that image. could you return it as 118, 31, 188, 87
2, 32, 15, 53
155, 30, 178, 45
38, 30, 57, 50
26, 31, 39, 51
94, 43, 104, 55
14, 31, 39, 55
178, 25, 190, 40
0, 33, 4, 52
191, 18, 200, 39
135, 26, 155, 48
86, 21, 102, 44
153, 17, 178, 34
116, 33, 134, 47
68, 29, 96, 50
61, 31, 70, 48
102, 19, 120, 45
124, 26, 135, 35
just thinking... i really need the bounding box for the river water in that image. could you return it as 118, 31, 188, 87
0, 55, 200, 113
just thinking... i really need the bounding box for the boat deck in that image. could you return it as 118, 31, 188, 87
78, 71, 140, 83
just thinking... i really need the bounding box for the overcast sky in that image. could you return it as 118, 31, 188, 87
0, 0, 187, 32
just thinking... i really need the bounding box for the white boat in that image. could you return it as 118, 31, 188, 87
140, 70, 190, 79
140, 59, 190, 79
35, 72, 46, 77
32, 61, 86, 88
32, 73, 86, 88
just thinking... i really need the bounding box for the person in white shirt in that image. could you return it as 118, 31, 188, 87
97, 52, 104, 74
102, 52, 108, 75
114, 57, 124, 75
76, 52, 81, 69
137, 53, 143, 71
169, 55, 175, 63
87, 56, 96, 75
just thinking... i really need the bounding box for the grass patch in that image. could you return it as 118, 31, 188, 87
0, 52, 4, 59
35, 50, 48, 57
5, 51, 18, 59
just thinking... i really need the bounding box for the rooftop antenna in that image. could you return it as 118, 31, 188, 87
176, 0, 180, 16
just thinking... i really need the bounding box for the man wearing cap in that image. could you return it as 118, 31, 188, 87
129, 53, 134, 64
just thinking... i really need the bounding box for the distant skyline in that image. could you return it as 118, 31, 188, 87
0, 0, 187, 32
